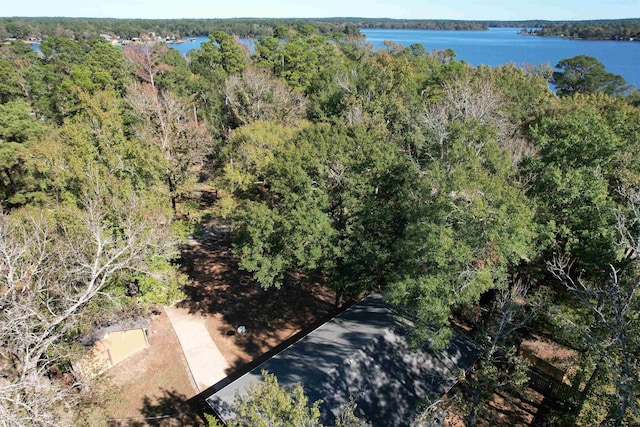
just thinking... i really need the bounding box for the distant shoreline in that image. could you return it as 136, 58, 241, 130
3, 16, 638, 44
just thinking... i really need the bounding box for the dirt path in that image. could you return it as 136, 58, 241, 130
165, 305, 230, 392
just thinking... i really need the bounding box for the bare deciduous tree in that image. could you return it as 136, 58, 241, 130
224, 67, 307, 128
460, 281, 532, 427
0, 189, 176, 426
422, 74, 536, 166
122, 43, 170, 89
126, 82, 213, 214
547, 186, 640, 426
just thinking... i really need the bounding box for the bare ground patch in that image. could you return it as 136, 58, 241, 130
101, 310, 200, 426
98, 219, 336, 425
177, 222, 337, 372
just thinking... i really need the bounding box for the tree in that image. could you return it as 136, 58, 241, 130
0, 188, 178, 426
122, 42, 170, 89
324, 47, 424, 141
0, 57, 27, 103
523, 94, 640, 268
456, 283, 532, 426
206, 371, 364, 427
0, 100, 45, 206
187, 32, 249, 138
254, 33, 342, 94
126, 83, 213, 215
550, 55, 628, 96
230, 125, 335, 289
15, 89, 167, 209
155, 47, 197, 97
26, 37, 129, 123
421, 72, 510, 162
225, 123, 418, 304
628, 89, 640, 108
224, 371, 322, 427
546, 186, 640, 426
389, 78, 537, 343
0, 41, 39, 102
190, 31, 248, 79
224, 67, 307, 128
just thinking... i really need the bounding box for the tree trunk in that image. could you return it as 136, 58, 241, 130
465, 387, 481, 427
576, 357, 602, 415
167, 175, 177, 216
335, 289, 343, 308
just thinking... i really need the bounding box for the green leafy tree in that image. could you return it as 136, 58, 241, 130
0, 100, 45, 206
206, 371, 365, 427
389, 118, 536, 343
0, 41, 38, 103
190, 31, 248, 79
188, 32, 249, 136
523, 94, 640, 425
230, 371, 322, 427
627, 89, 640, 107
230, 125, 335, 288
254, 33, 342, 94
156, 47, 197, 97
320, 46, 424, 140
523, 94, 640, 267
550, 55, 628, 96
24, 89, 164, 207
0, 57, 27, 103
20, 37, 128, 123
546, 187, 640, 426
387, 71, 537, 342
225, 122, 418, 304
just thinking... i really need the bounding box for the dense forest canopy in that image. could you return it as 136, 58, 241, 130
0, 20, 639, 426
0, 17, 488, 39
1, 17, 640, 40
527, 18, 640, 40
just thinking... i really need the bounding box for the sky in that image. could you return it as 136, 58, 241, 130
0, 0, 638, 21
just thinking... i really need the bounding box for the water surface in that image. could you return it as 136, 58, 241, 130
362, 28, 640, 89
168, 28, 640, 89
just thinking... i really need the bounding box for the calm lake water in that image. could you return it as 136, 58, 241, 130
363, 28, 640, 89
168, 28, 640, 89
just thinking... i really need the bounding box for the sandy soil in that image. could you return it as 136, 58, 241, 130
177, 221, 337, 373
521, 334, 578, 378
100, 218, 337, 425
445, 385, 545, 426
102, 310, 200, 426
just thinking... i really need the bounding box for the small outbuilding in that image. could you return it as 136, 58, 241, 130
76, 318, 151, 377
205, 295, 479, 427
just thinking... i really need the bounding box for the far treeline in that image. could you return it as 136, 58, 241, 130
525, 18, 640, 40
1, 21, 639, 427
0, 17, 486, 39
1, 16, 640, 40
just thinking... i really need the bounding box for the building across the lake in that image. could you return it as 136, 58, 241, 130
205, 294, 479, 427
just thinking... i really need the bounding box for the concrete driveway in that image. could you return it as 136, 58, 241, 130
165, 305, 230, 392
